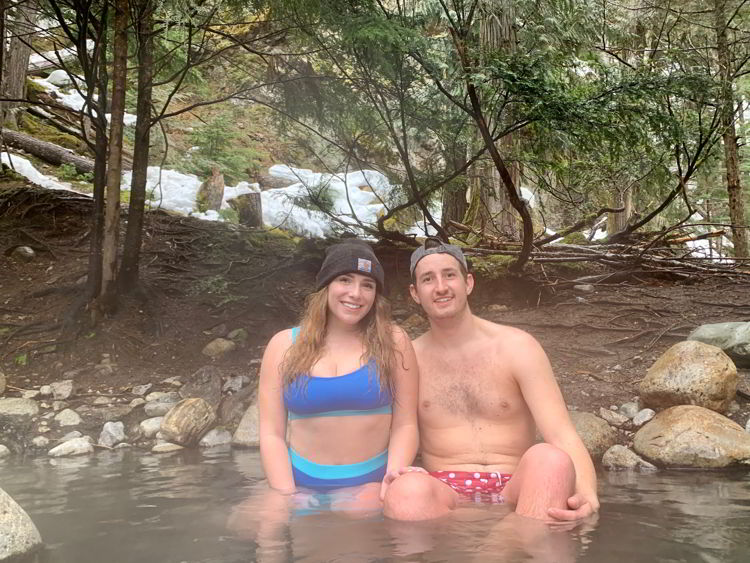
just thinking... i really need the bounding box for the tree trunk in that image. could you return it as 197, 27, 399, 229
607, 187, 632, 235
440, 144, 468, 229
1, 0, 36, 127
228, 192, 263, 227
120, 0, 153, 289
2, 129, 94, 173
99, 0, 128, 310
715, 0, 748, 257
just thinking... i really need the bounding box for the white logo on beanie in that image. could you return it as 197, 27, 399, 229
357, 258, 372, 273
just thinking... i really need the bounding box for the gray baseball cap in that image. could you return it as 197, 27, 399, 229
410, 237, 468, 277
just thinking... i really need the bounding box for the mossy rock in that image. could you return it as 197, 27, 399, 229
18, 113, 87, 153
561, 231, 588, 245
470, 254, 514, 280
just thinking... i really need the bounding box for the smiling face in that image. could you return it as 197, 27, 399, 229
326, 272, 377, 326
409, 252, 473, 320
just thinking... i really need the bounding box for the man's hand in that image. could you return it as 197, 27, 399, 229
379, 466, 428, 500
547, 493, 598, 522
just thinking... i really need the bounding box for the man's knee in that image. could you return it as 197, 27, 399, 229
523, 443, 575, 478
383, 472, 452, 521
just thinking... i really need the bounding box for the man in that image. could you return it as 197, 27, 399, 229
383, 238, 598, 522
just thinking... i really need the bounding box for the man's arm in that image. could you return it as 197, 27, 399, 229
509, 329, 599, 518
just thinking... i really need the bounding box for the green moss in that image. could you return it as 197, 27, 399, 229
18, 113, 88, 153
561, 231, 588, 245
25, 78, 47, 101
470, 254, 514, 280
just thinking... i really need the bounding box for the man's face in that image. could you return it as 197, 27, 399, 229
409, 253, 473, 320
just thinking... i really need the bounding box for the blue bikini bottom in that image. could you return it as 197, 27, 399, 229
289, 448, 387, 491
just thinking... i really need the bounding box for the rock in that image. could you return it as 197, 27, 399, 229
602, 445, 657, 472
151, 442, 184, 453
573, 284, 595, 294
0, 371, 6, 396
196, 166, 225, 212
179, 366, 222, 409
51, 379, 74, 400
129, 398, 146, 408
227, 192, 263, 227
54, 409, 82, 427
633, 405, 750, 468
688, 321, 750, 368
227, 328, 248, 345
93, 396, 113, 405
74, 404, 132, 425
639, 341, 737, 413
11, 245, 35, 261
618, 401, 640, 419
632, 408, 655, 427
98, 421, 125, 447
598, 407, 630, 428
0, 444, 10, 458
21, 390, 40, 399
39, 385, 52, 397
569, 411, 619, 461
144, 401, 176, 417
218, 384, 256, 427
58, 431, 83, 442
47, 69, 74, 85
222, 375, 247, 394
199, 428, 232, 448
48, 436, 94, 457
201, 338, 236, 359
131, 384, 152, 396
0, 487, 43, 561
145, 391, 180, 403
232, 393, 260, 448
139, 417, 164, 439
52, 401, 66, 411
486, 304, 509, 313
160, 398, 216, 446
162, 377, 182, 387
31, 436, 49, 448
0, 398, 39, 417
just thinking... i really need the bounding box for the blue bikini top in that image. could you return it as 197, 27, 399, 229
283, 327, 393, 420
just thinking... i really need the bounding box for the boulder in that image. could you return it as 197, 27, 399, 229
179, 366, 222, 409
639, 341, 737, 413
201, 338, 236, 359
46, 69, 73, 86
602, 445, 657, 472
688, 322, 750, 367
232, 393, 260, 448
54, 409, 82, 427
199, 428, 232, 448
11, 246, 35, 261
0, 398, 39, 418
139, 417, 163, 439
160, 398, 216, 446
98, 421, 125, 448
48, 436, 94, 457
569, 411, 619, 461
633, 405, 750, 468
0, 487, 42, 561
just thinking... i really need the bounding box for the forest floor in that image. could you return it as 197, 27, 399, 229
2, 180, 750, 428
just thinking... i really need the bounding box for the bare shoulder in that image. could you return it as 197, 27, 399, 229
410, 330, 431, 355
477, 318, 545, 353
263, 328, 294, 358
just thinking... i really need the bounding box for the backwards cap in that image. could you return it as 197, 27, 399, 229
410, 237, 468, 278
316, 240, 384, 291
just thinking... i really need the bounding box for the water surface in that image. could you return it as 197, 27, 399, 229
1, 449, 748, 562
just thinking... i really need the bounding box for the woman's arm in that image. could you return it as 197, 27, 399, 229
258, 329, 296, 493
381, 326, 420, 499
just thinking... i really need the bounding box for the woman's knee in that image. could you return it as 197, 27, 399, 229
383, 473, 450, 520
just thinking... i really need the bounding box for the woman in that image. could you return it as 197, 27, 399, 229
258, 240, 419, 511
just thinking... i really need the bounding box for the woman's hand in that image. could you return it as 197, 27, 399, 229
380, 466, 428, 500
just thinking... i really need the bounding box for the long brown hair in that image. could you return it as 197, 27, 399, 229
280, 286, 398, 395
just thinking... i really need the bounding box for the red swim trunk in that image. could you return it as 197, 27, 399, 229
429, 470, 512, 504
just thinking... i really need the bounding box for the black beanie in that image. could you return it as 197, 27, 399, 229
316, 241, 384, 291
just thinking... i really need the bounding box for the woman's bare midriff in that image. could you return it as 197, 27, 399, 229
288, 413, 391, 465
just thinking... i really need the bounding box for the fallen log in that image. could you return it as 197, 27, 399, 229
1, 129, 94, 174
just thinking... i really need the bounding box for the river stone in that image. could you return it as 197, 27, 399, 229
223, 375, 247, 394
51, 379, 74, 401
179, 366, 222, 409
75, 404, 132, 425
31, 436, 49, 448
602, 445, 657, 472
199, 428, 232, 448
688, 322, 750, 368
201, 338, 236, 358
129, 398, 146, 408
139, 417, 162, 439
0, 398, 39, 418
639, 341, 737, 413
0, 487, 42, 561
39, 385, 52, 397
132, 384, 152, 396
11, 245, 35, 261
144, 401, 176, 417
632, 408, 655, 427
227, 328, 248, 345
633, 405, 750, 468
58, 431, 83, 442
151, 442, 184, 453
0, 371, 5, 396
98, 421, 125, 447
569, 411, 618, 461
48, 436, 93, 457
618, 402, 640, 419
160, 398, 216, 446
232, 393, 260, 448
54, 409, 81, 427
145, 391, 180, 403
0, 445, 9, 459
598, 408, 630, 428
